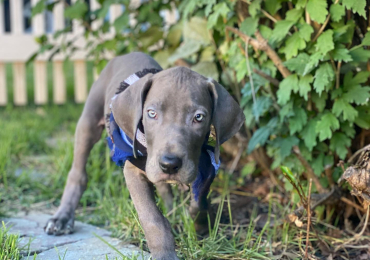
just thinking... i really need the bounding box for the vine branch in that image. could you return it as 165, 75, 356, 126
226, 27, 291, 78
293, 146, 326, 194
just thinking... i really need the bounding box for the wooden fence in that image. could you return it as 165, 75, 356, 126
0, 0, 176, 106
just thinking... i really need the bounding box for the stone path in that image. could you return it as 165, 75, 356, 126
1, 212, 149, 260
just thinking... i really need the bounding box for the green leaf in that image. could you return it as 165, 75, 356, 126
349, 48, 370, 62
113, 13, 129, 33
298, 23, 314, 42
247, 118, 278, 153
301, 119, 318, 151
253, 96, 272, 121
289, 107, 308, 135
284, 53, 310, 75
249, 0, 262, 17
333, 20, 355, 43
342, 0, 366, 17
343, 85, 370, 105
286, 8, 303, 23
330, 3, 345, 22
200, 46, 216, 62
236, 59, 247, 82
330, 132, 351, 159
207, 2, 230, 29
264, 0, 282, 15
355, 106, 370, 129
275, 136, 300, 160
166, 23, 183, 47
259, 25, 273, 40
332, 98, 358, 121
277, 74, 299, 105
240, 17, 259, 36
307, 0, 328, 24
341, 122, 356, 138
331, 46, 353, 62
362, 32, 370, 46
139, 26, 163, 49
270, 20, 295, 43
241, 162, 256, 176
154, 50, 171, 69
205, 1, 216, 16
280, 33, 306, 59
303, 52, 325, 75
344, 71, 370, 86
296, 0, 307, 9
191, 62, 219, 79
315, 112, 340, 141
65, 0, 88, 19
299, 75, 313, 101
316, 30, 334, 55
279, 100, 294, 121
169, 40, 202, 62
312, 92, 328, 112
32, 0, 47, 16
184, 17, 211, 44
313, 63, 334, 95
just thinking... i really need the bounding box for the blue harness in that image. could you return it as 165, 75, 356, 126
107, 70, 220, 201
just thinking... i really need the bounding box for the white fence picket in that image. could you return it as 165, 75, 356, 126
34, 61, 48, 104
32, 0, 48, 104
0, 63, 7, 105
13, 63, 27, 105
53, 61, 66, 104
74, 60, 87, 103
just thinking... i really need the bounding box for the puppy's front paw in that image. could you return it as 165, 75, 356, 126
44, 211, 74, 235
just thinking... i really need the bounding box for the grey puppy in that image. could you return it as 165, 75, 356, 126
45, 52, 245, 260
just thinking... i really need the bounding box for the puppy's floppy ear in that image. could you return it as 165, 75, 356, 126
111, 73, 153, 158
208, 78, 245, 164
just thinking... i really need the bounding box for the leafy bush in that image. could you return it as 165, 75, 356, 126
34, 0, 370, 193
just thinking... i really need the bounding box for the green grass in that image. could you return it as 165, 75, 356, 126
0, 222, 21, 260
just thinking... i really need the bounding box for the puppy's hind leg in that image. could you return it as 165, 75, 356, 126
45, 87, 105, 235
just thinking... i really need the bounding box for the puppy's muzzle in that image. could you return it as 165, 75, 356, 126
159, 154, 182, 174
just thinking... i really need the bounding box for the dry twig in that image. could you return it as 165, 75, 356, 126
305, 179, 313, 259
252, 68, 280, 87
348, 144, 370, 164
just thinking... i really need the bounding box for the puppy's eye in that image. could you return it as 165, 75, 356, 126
194, 114, 204, 123
148, 109, 157, 119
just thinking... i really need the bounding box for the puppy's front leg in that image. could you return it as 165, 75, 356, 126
124, 161, 179, 260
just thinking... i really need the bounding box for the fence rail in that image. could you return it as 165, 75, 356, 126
0, 0, 176, 106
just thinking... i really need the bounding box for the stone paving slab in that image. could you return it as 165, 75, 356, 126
1, 212, 149, 260
27, 237, 147, 260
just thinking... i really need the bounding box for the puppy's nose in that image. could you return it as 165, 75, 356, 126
159, 154, 182, 174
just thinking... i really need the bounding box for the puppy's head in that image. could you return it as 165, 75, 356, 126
111, 67, 244, 184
